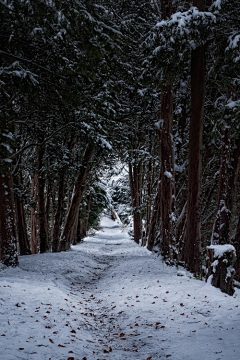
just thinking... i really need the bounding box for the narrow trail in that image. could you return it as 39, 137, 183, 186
74, 216, 160, 359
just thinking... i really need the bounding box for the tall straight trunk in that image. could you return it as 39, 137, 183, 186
230, 136, 240, 280
161, 0, 172, 18
50, 187, 55, 245
176, 201, 187, 262
14, 175, 31, 255
52, 169, 66, 252
52, 135, 76, 252
211, 124, 240, 247
31, 174, 38, 254
70, 214, 79, 246
233, 216, 240, 282
134, 164, 142, 245
80, 192, 92, 240
45, 180, 52, 239
160, 84, 176, 261
37, 145, 49, 253
147, 176, 161, 251
212, 125, 231, 245
145, 132, 156, 241
129, 162, 143, 244
0, 117, 18, 266
59, 144, 95, 251
228, 135, 240, 208
156, 0, 176, 260
0, 169, 19, 266
184, 0, 205, 275
227, 134, 240, 240
145, 159, 153, 241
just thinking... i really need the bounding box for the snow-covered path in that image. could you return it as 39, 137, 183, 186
1, 216, 240, 360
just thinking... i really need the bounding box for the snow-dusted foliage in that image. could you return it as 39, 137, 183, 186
153, 7, 216, 48
144, 6, 216, 78
207, 244, 236, 295
208, 244, 236, 258
104, 164, 132, 225
211, 0, 240, 64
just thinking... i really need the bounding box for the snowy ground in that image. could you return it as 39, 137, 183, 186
1, 216, 240, 360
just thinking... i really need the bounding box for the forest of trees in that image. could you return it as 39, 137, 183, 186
0, 0, 240, 293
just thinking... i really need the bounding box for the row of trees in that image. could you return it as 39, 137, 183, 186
1, 1, 240, 286
0, 0, 120, 263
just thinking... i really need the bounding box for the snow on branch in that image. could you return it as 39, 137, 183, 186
227, 34, 240, 49
211, 0, 223, 10
145, 7, 216, 66
207, 244, 236, 258
155, 7, 215, 31
226, 33, 240, 63
207, 244, 236, 295
226, 99, 240, 110
97, 136, 112, 150
0, 60, 39, 85
0, 50, 65, 78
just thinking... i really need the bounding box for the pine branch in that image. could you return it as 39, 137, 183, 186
0, 50, 66, 78
10, 121, 80, 159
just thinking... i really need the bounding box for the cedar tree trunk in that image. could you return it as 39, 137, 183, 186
14, 175, 31, 255
0, 118, 18, 266
184, 0, 205, 275
80, 192, 92, 240
147, 177, 161, 251
212, 125, 231, 245
160, 84, 176, 261
59, 144, 95, 251
0, 170, 19, 266
30, 174, 38, 254
37, 145, 49, 253
129, 162, 143, 244
234, 216, 240, 282
52, 169, 66, 252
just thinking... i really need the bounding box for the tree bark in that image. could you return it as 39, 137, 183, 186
160, 84, 176, 261
59, 143, 95, 251
145, 158, 153, 241
30, 174, 38, 254
0, 170, 19, 266
147, 177, 161, 251
52, 169, 66, 252
129, 162, 142, 244
37, 145, 49, 253
80, 192, 92, 240
231, 135, 240, 280
228, 135, 240, 209
212, 130, 240, 248
145, 131, 156, 242
70, 214, 79, 246
14, 175, 31, 255
0, 117, 18, 266
234, 216, 240, 282
176, 201, 187, 262
212, 125, 231, 245
184, 0, 205, 275
161, 0, 172, 19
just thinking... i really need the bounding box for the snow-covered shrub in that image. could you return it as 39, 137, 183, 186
206, 244, 236, 295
